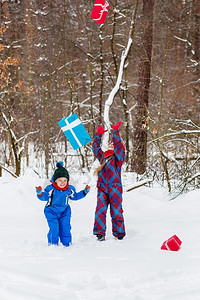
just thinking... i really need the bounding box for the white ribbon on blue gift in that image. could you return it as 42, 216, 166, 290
58, 113, 92, 150
61, 117, 82, 148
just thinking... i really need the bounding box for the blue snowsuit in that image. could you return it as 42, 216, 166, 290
37, 183, 86, 246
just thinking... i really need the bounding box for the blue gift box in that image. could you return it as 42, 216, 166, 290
58, 113, 92, 150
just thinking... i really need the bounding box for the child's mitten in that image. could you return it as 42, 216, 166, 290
36, 186, 43, 196
97, 126, 107, 135
112, 121, 122, 131
83, 185, 90, 195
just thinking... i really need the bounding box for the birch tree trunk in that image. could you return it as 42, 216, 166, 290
131, 0, 154, 174
103, 0, 138, 149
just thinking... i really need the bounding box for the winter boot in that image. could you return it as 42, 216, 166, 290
96, 234, 105, 241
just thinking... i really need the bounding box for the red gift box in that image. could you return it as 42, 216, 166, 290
161, 235, 182, 251
91, 0, 109, 24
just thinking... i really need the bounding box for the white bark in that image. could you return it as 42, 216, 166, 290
102, 37, 133, 150
101, 0, 138, 150
104, 37, 133, 130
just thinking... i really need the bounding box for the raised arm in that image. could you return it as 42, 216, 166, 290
92, 126, 107, 162
68, 185, 90, 201
36, 185, 53, 202
112, 122, 125, 166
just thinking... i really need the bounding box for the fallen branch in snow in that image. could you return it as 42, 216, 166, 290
126, 179, 153, 192
170, 172, 200, 200
0, 163, 18, 178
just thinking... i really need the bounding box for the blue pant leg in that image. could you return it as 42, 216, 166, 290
109, 186, 126, 238
93, 188, 109, 236
44, 208, 59, 245
59, 206, 72, 247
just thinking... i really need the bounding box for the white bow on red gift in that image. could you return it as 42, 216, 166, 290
91, 0, 109, 24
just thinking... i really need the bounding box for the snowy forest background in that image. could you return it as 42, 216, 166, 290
0, 0, 199, 198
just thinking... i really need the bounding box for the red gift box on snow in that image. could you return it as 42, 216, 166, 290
91, 0, 109, 24
161, 235, 182, 251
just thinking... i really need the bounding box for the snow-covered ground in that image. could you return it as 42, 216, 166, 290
0, 173, 200, 300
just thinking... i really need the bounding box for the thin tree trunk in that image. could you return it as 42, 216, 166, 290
132, 0, 154, 174
3, 1, 10, 19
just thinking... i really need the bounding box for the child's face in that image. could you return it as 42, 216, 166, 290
108, 142, 114, 150
55, 177, 68, 188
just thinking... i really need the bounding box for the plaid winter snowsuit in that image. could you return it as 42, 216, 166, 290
92, 129, 126, 238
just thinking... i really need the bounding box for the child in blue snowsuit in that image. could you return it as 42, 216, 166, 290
92, 121, 126, 241
36, 161, 90, 246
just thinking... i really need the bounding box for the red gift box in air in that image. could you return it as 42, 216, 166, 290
161, 235, 182, 251
91, 0, 109, 24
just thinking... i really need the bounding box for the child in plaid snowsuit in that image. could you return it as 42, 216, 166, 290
92, 121, 126, 241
